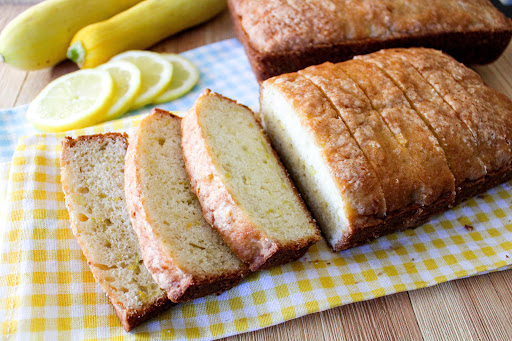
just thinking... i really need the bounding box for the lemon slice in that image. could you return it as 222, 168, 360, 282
111, 51, 173, 109
26, 69, 114, 132
153, 54, 200, 104
98, 60, 142, 120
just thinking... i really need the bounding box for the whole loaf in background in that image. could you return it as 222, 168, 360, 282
229, 0, 512, 81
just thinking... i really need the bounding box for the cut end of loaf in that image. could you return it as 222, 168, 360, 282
259, 82, 354, 248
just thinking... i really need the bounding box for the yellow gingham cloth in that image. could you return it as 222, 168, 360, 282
1, 115, 511, 340
0, 162, 11, 247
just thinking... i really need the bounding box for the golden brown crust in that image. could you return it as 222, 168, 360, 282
229, 0, 512, 81
299, 63, 423, 212
356, 50, 487, 184
338, 59, 455, 205
421, 49, 512, 148
181, 90, 320, 271
232, 0, 512, 54
61, 133, 172, 332
125, 108, 248, 302
334, 191, 453, 251
62, 133, 129, 150
398, 48, 512, 172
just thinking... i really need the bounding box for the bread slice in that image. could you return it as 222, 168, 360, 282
125, 109, 249, 302
60, 133, 172, 331
181, 90, 321, 271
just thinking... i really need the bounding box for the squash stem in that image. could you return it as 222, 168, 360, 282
67, 41, 86, 68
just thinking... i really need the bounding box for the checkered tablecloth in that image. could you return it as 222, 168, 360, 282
0, 39, 511, 340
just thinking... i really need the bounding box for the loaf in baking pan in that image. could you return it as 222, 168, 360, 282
181, 90, 321, 271
125, 109, 249, 302
229, 0, 512, 81
260, 48, 512, 251
60, 133, 172, 331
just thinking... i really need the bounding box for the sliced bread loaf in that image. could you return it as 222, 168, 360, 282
125, 109, 249, 303
259, 48, 512, 251
181, 90, 321, 271
60, 133, 172, 331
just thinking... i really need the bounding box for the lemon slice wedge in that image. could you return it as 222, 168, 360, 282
111, 50, 173, 109
153, 54, 199, 104
98, 60, 142, 120
26, 69, 114, 132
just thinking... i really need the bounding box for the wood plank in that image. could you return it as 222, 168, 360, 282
0, 5, 29, 108
318, 293, 423, 341
223, 311, 323, 341
456, 274, 512, 340
409, 273, 512, 341
153, 9, 235, 54
222, 292, 422, 341
14, 60, 77, 106
473, 42, 512, 98
488, 270, 512, 318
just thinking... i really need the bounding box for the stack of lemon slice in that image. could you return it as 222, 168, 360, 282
27, 51, 199, 132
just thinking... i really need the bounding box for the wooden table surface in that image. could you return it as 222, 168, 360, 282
1, 4, 512, 341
